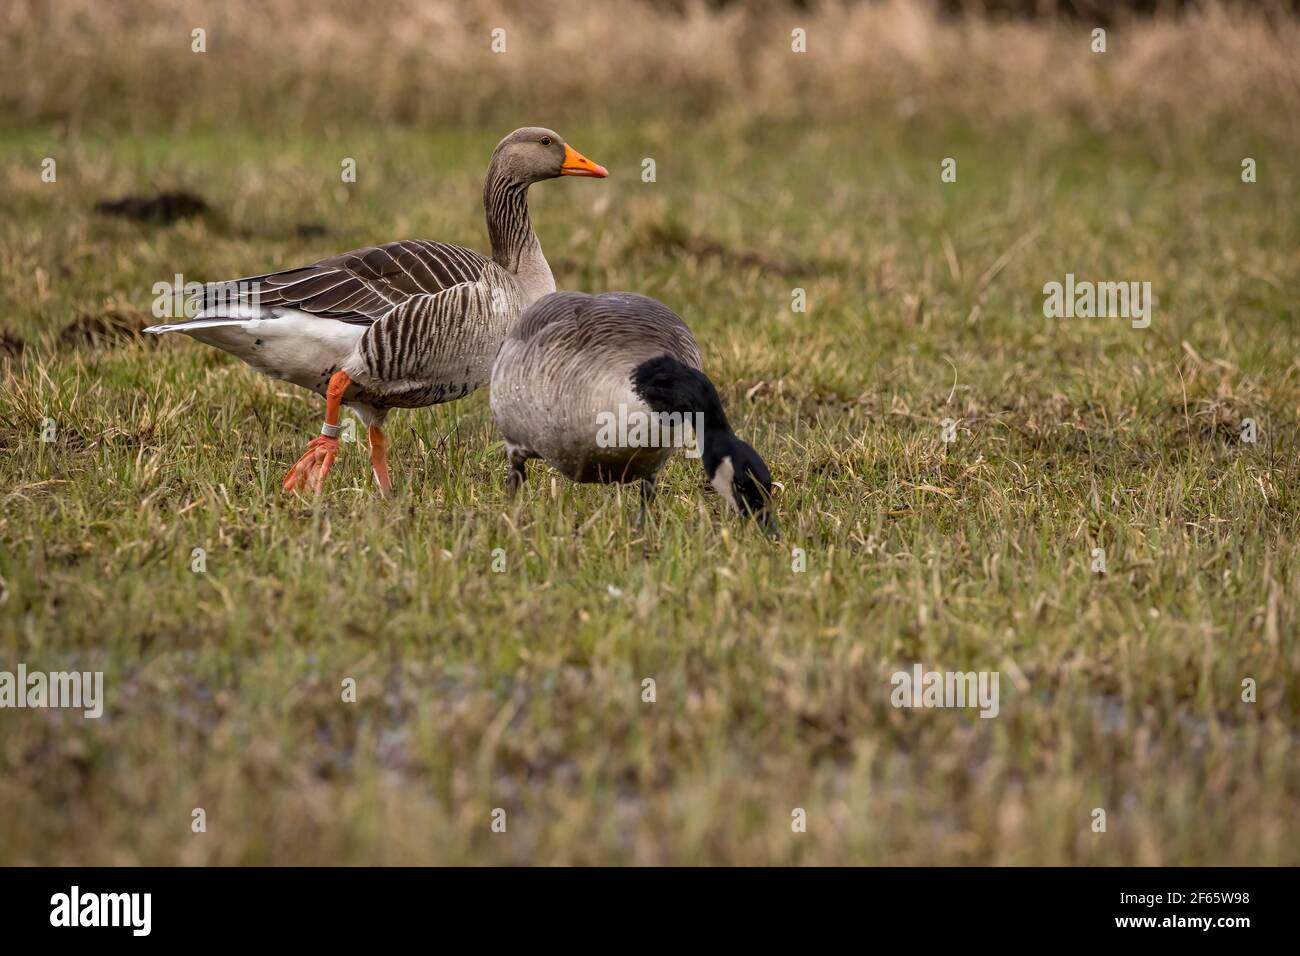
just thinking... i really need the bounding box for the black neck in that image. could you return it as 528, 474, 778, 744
706, 413, 756, 473
631, 354, 734, 475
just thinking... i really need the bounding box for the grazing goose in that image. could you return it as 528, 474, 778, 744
490, 291, 778, 535
145, 127, 607, 494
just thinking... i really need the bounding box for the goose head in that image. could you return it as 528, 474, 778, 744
706, 434, 779, 538
491, 127, 608, 184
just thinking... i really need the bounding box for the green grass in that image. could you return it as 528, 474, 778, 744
1, 117, 1298, 864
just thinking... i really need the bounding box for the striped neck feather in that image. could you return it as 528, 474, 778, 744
483, 161, 554, 304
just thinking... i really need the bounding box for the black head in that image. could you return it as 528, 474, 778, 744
707, 435, 778, 538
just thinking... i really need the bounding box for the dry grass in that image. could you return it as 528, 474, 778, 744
2, 1, 1298, 144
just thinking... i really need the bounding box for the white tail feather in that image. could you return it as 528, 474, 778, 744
145, 303, 268, 333
145, 318, 251, 334
144, 306, 365, 395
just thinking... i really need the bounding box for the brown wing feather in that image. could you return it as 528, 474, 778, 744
208, 239, 492, 326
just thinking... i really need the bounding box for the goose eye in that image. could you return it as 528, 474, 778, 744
540, 136, 552, 146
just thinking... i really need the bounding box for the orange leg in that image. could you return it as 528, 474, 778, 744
368, 424, 392, 495
283, 370, 350, 494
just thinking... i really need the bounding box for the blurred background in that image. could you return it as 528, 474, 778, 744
4, 1, 1297, 139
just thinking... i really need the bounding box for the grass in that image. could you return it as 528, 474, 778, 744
1, 5, 1299, 864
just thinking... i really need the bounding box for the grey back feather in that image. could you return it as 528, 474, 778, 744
490, 292, 704, 482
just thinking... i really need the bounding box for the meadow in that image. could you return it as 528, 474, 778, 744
0, 0, 1297, 864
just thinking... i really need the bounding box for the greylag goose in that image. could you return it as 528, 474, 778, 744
145, 128, 607, 494
490, 291, 777, 534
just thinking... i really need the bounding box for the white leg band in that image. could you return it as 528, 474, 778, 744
320, 423, 342, 439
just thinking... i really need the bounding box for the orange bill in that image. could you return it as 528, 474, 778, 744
561, 143, 608, 178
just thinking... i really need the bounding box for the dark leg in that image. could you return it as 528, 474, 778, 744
636, 474, 658, 529
505, 445, 529, 497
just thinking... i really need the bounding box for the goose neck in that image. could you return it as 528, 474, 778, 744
700, 424, 737, 475
484, 162, 528, 265
484, 161, 555, 305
